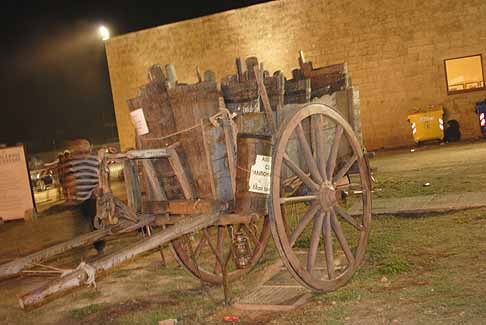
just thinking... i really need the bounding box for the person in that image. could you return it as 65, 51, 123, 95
59, 139, 105, 254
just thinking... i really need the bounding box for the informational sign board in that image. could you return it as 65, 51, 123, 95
0, 145, 36, 221
130, 108, 149, 135
248, 155, 272, 194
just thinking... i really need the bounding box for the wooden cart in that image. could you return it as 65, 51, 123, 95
1, 56, 372, 309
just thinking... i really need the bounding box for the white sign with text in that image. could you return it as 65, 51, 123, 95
248, 155, 272, 194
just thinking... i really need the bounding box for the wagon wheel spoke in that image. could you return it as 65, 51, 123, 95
334, 204, 364, 231
313, 115, 328, 182
307, 211, 325, 272
330, 209, 355, 265
295, 122, 323, 184
283, 153, 319, 191
280, 195, 318, 204
326, 125, 344, 181
333, 154, 358, 183
214, 226, 225, 274
203, 228, 224, 271
322, 212, 335, 280
223, 227, 235, 270
289, 203, 321, 247
193, 235, 207, 258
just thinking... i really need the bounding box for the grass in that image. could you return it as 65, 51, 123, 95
68, 303, 108, 319
78, 290, 102, 301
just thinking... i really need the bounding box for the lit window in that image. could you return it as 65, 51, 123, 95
444, 54, 485, 94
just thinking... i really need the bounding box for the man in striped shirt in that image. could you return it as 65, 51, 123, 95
59, 139, 105, 254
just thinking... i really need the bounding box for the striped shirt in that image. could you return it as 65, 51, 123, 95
59, 153, 99, 203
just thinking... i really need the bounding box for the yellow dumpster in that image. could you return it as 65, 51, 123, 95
407, 108, 444, 143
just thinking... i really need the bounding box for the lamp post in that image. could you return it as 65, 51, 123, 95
97, 24, 118, 143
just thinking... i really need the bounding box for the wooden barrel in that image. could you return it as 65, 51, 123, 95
235, 134, 272, 215
284, 78, 311, 104
221, 56, 285, 114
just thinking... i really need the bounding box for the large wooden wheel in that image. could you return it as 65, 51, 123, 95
270, 103, 372, 292
170, 216, 271, 284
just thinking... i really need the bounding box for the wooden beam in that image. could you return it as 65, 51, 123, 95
253, 66, 277, 134
166, 148, 195, 199
154, 213, 260, 226
143, 199, 226, 215
105, 149, 171, 160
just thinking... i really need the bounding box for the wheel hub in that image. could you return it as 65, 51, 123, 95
319, 182, 337, 211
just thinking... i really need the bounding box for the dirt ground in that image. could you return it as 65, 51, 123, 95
2, 139, 486, 324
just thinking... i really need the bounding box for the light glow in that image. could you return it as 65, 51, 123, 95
99, 25, 110, 41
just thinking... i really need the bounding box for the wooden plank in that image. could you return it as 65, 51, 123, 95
200, 120, 217, 198
123, 160, 141, 212
233, 303, 297, 312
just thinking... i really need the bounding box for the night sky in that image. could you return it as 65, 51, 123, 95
0, 0, 272, 153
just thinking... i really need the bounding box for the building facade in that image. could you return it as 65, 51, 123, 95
106, 0, 486, 151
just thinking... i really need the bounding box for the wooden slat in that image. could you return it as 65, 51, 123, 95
123, 160, 141, 212
167, 149, 195, 200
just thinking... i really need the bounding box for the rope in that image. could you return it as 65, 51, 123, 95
62, 262, 97, 288
236, 165, 251, 174
142, 108, 237, 142
143, 123, 201, 141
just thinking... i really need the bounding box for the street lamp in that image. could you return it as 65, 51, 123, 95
98, 25, 110, 41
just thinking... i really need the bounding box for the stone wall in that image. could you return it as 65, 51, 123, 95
105, 0, 486, 151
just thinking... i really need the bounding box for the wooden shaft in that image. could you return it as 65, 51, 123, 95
0, 220, 135, 280
18, 213, 221, 309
